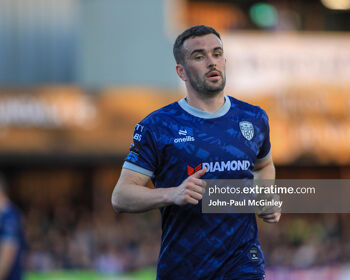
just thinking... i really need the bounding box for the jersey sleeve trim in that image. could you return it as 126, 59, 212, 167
255, 149, 271, 163
123, 161, 154, 177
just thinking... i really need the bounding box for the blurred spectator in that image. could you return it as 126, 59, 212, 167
0, 175, 25, 279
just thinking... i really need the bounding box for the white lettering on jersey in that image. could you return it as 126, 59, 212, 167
135, 123, 144, 132
133, 133, 142, 141
202, 160, 250, 172
174, 136, 195, 143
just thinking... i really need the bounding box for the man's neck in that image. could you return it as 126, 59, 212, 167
185, 92, 225, 113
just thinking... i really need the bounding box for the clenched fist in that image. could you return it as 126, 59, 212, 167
170, 168, 207, 205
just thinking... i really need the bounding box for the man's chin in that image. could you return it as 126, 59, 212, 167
200, 88, 224, 97
189, 78, 225, 96
204, 83, 225, 94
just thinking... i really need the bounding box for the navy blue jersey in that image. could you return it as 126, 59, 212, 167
0, 203, 25, 280
124, 96, 271, 280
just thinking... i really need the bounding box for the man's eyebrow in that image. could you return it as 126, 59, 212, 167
190, 46, 223, 56
190, 49, 205, 56
213, 46, 223, 52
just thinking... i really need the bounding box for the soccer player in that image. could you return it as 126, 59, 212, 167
112, 25, 280, 280
0, 175, 25, 280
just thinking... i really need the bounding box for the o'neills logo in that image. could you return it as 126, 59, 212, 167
187, 160, 250, 175
174, 136, 195, 143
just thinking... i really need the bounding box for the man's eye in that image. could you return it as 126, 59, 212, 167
194, 56, 204, 60
213, 53, 222, 58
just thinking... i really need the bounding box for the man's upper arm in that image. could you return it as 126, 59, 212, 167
253, 154, 275, 180
112, 168, 151, 201
111, 168, 153, 213
116, 168, 151, 189
124, 121, 159, 177
256, 109, 271, 163
254, 154, 273, 171
119, 119, 159, 189
112, 117, 159, 207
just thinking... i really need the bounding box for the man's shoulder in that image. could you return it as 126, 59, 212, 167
228, 95, 267, 117
139, 100, 180, 126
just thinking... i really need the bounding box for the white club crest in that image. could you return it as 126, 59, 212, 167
239, 121, 254, 141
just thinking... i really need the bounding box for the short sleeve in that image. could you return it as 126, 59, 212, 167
123, 122, 159, 177
256, 110, 271, 163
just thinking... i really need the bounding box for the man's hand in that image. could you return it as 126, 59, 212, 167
170, 168, 207, 205
258, 212, 281, 223
255, 192, 281, 223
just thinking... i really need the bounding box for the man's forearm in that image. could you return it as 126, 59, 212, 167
112, 183, 174, 213
112, 167, 206, 213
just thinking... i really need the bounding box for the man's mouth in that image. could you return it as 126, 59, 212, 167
206, 71, 221, 80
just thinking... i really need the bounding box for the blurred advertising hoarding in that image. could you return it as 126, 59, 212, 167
223, 32, 350, 96
0, 33, 349, 165
0, 87, 180, 155
0, 85, 348, 165
251, 86, 350, 165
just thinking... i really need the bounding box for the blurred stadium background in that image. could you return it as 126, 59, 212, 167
1, 0, 350, 279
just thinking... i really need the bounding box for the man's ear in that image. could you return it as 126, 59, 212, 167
176, 64, 187, 81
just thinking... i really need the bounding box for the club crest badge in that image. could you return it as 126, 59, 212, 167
239, 121, 254, 141
249, 246, 260, 262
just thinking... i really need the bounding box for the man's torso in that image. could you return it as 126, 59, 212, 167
124, 96, 270, 279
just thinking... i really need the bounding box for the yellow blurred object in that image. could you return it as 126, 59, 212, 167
0, 86, 349, 165
321, 0, 350, 10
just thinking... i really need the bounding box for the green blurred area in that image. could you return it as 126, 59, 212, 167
25, 268, 156, 280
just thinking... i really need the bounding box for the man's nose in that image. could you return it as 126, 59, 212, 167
207, 57, 216, 68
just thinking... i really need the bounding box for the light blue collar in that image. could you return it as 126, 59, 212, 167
177, 95, 231, 119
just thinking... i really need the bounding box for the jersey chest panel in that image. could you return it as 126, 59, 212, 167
158, 116, 261, 179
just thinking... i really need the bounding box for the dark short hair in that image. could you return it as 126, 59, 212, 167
173, 25, 221, 65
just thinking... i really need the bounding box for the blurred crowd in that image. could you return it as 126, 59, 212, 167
260, 214, 350, 268
23, 198, 161, 273
22, 197, 350, 273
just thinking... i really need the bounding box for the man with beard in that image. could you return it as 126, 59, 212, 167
112, 25, 279, 280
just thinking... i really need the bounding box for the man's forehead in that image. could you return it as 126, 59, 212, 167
182, 34, 223, 53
